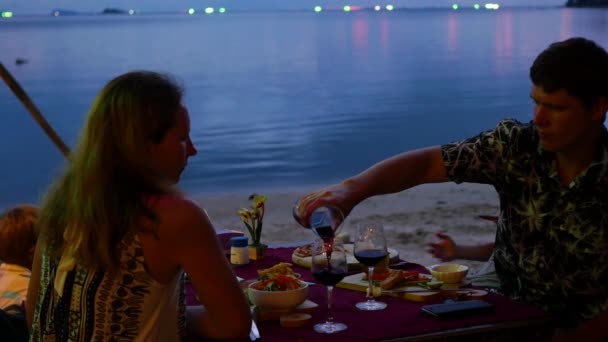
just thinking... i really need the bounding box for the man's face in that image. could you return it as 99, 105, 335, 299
530, 85, 603, 154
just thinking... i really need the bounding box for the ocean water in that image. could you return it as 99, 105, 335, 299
1, 7, 607, 209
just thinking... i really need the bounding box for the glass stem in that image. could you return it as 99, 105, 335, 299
367, 266, 375, 301
326, 285, 334, 324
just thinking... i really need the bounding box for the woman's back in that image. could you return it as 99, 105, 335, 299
27, 71, 251, 341
30, 232, 186, 341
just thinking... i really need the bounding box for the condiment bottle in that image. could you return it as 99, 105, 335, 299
230, 236, 250, 265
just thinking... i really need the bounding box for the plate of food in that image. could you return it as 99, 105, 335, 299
291, 243, 400, 269
337, 269, 471, 301
247, 263, 309, 310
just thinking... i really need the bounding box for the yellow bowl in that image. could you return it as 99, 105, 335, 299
248, 281, 309, 310
429, 263, 469, 284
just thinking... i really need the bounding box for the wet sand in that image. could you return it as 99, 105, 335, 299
195, 182, 500, 273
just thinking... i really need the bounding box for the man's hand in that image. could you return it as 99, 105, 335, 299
296, 179, 363, 227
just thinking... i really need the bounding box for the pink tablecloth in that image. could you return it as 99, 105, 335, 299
186, 248, 550, 342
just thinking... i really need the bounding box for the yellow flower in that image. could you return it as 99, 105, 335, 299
238, 194, 267, 245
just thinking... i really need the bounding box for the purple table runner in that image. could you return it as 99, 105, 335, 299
187, 248, 549, 342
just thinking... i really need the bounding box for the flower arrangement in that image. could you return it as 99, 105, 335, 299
238, 194, 267, 259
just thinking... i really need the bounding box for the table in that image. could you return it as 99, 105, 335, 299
186, 247, 552, 342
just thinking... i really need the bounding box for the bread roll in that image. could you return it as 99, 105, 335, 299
295, 300, 318, 314
280, 313, 312, 328
380, 270, 405, 289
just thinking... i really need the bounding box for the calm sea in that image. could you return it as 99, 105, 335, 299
1, 7, 607, 209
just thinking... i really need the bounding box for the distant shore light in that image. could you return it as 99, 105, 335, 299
53, 11, 60, 16
205, 7, 214, 14
474, 4, 480, 9
386, 4, 394, 11
485, 3, 500, 10
343, 5, 351, 12
314, 6, 322, 12
188, 8, 195, 15
452, 4, 459, 10
219, 7, 226, 13
128, 9, 135, 15
374, 5, 381, 11
1, 11, 13, 18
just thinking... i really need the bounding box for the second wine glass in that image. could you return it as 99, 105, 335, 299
353, 223, 388, 311
311, 238, 348, 333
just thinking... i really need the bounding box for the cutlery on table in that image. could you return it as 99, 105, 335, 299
249, 320, 260, 341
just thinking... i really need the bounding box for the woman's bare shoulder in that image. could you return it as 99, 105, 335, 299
147, 194, 211, 234
148, 193, 200, 212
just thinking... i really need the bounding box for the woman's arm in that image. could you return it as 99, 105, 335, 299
161, 197, 251, 340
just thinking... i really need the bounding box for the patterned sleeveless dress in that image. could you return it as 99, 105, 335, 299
30, 233, 186, 341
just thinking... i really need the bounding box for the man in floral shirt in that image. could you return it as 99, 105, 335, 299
296, 37, 608, 340
442, 118, 608, 327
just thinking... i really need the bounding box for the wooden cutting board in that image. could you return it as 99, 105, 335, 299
291, 243, 400, 270
336, 272, 472, 302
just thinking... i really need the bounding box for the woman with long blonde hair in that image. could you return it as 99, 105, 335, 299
26, 71, 251, 341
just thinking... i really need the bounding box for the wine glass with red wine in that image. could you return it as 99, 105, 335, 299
311, 238, 348, 334
293, 199, 344, 242
354, 223, 388, 311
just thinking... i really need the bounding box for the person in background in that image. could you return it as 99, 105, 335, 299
0, 205, 38, 342
427, 231, 493, 262
26, 71, 251, 341
426, 215, 497, 267
0, 205, 38, 315
427, 230, 500, 289
296, 37, 608, 341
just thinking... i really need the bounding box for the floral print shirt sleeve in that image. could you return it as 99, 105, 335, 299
441, 118, 608, 327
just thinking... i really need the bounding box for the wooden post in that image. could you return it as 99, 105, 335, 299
0, 63, 71, 158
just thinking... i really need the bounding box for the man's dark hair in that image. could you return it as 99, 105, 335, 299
530, 37, 608, 109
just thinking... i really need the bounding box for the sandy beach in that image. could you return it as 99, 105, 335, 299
195, 182, 500, 273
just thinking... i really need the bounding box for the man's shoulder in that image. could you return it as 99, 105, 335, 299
492, 118, 539, 150
494, 118, 534, 137
447, 118, 536, 149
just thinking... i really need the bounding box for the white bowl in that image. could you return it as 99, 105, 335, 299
429, 263, 469, 284
248, 280, 309, 310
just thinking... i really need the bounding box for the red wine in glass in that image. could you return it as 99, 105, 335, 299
354, 249, 388, 267
354, 223, 388, 311
312, 268, 347, 286
311, 239, 348, 334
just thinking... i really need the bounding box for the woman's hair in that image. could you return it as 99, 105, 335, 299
530, 37, 608, 109
0, 205, 38, 266
38, 71, 184, 270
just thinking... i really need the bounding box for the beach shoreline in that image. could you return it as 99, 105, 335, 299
194, 182, 500, 272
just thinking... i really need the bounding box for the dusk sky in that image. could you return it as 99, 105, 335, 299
3, 0, 566, 14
